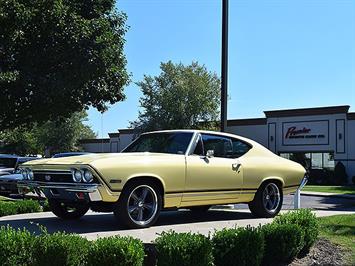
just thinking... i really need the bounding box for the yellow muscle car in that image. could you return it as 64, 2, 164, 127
18, 130, 306, 228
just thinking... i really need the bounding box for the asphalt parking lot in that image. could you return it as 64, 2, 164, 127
0, 194, 354, 243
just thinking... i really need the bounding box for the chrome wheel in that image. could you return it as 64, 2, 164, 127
262, 183, 281, 213
127, 185, 158, 226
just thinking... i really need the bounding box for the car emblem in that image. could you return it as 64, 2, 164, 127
45, 175, 51, 181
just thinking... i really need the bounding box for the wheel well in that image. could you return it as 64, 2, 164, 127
260, 179, 283, 190
121, 176, 165, 204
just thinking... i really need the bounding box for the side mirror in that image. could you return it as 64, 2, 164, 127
206, 150, 214, 158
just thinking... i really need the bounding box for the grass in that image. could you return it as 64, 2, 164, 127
318, 214, 355, 264
303, 185, 355, 195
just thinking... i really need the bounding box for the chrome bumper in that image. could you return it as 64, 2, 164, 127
17, 181, 102, 201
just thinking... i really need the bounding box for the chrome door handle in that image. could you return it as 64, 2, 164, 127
232, 163, 241, 172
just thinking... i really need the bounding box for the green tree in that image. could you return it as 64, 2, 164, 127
0, 0, 129, 130
131, 61, 220, 132
0, 111, 96, 156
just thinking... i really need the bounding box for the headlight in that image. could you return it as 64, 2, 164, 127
72, 169, 82, 182
83, 169, 93, 183
21, 168, 28, 180
27, 169, 34, 180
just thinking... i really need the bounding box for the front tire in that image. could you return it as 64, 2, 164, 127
248, 182, 283, 218
114, 181, 162, 229
48, 199, 89, 220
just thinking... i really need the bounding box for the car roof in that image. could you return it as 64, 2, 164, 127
0, 154, 19, 159
142, 129, 260, 147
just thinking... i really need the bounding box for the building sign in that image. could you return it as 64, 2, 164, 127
282, 120, 329, 146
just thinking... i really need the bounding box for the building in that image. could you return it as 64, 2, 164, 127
80, 105, 355, 183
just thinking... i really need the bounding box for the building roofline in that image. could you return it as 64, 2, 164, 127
264, 105, 350, 118
347, 112, 355, 120
227, 118, 266, 126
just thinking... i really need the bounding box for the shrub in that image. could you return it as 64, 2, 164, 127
88, 236, 145, 266
334, 162, 348, 185
212, 226, 264, 266
41, 200, 51, 212
274, 209, 318, 252
0, 201, 17, 216
32, 232, 90, 266
262, 223, 303, 264
0, 226, 34, 266
155, 231, 213, 266
16, 199, 42, 214
0, 199, 41, 217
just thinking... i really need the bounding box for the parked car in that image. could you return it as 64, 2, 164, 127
51, 152, 91, 158
0, 154, 39, 196
18, 130, 306, 228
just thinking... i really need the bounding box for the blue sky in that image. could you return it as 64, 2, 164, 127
86, 0, 355, 138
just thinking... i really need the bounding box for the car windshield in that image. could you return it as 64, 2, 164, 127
0, 158, 17, 169
123, 132, 193, 154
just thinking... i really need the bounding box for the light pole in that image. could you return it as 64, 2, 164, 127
220, 0, 229, 132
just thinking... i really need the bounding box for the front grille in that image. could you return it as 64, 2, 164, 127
33, 170, 99, 183
33, 171, 73, 183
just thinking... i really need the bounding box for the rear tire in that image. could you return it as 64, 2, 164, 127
248, 181, 283, 218
114, 180, 162, 229
48, 199, 89, 220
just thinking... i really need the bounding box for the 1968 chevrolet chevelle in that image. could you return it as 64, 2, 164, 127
18, 130, 306, 228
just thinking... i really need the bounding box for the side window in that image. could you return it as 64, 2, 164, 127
201, 134, 233, 158
193, 136, 204, 156
231, 139, 251, 158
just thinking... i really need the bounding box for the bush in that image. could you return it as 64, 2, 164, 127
212, 226, 264, 266
155, 231, 213, 266
0, 226, 34, 266
88, 236, 145, 266
16, 199, 42, 214
0, 199, 41, 217
32, 232, 90, 266
334, 162, 348, 185
274, 209, 318, 252
262, 223, 303, 264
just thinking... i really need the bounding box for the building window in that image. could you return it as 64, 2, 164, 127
279, 152, 335, 171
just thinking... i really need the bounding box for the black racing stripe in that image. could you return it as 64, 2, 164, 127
166, 188, 257, 194
284, 184, 300, 189
88, 165, 122, 192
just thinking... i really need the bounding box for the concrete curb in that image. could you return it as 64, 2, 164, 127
300, 191, 355, 199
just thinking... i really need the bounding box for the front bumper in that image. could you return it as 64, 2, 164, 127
17, 181, 102, 201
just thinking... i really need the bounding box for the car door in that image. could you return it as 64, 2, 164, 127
182, 133, 244, 204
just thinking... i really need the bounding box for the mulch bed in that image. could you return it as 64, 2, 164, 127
290, 238, 345, 266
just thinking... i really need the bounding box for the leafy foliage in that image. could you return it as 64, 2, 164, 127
262, 223, 303, 264
0, 226, 34, 266
274, 209, 319, 252
0, 0, 129, 130
0, 111, 96, 155
155, 230, 213, 266
32, 232, 90, 266
131, 61, 220, 132
0, 199, 41, 217
212, 226, 264, 266
88, 236, 145, 266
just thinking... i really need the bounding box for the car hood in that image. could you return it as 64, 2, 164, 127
23, 152, 175, 166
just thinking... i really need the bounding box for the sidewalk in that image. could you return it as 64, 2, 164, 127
300, 191, 355, 199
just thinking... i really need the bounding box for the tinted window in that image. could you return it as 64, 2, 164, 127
0, 158, 17, 169
123, 132, 193, 154
231, 139, 251, 158
201, 134, 233, 158
193, 136, 204, 156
